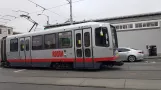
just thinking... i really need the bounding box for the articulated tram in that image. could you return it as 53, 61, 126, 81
1, 22, 123, 69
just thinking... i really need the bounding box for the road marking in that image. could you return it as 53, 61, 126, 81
14, 69, 25, 73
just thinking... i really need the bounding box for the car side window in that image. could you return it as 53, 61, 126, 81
118, 48, 130, 52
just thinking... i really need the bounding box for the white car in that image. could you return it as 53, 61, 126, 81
118, 47, 144, 62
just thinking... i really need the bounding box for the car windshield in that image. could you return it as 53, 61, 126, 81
131, 48, 139, 50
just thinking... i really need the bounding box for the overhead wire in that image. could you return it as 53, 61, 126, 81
28, 0, 85, 19
1, 0, 85, 27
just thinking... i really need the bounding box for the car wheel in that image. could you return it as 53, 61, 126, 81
128, 55, 136, 62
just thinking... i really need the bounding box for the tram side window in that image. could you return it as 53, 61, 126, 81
44, 34, 56, 49
95, 27, 109, 47
26, 40, 29, 51
10, 39, 18, 52
76, 33, 81, 47
20, 40, 25, 51
32, 35, 43, 50
59, 31, 72, 48
84, 32, 90, 47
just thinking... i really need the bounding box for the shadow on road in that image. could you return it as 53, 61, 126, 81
2, 66, 123, 72
123, 59, 146, 63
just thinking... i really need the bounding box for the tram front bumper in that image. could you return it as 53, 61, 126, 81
113, 61, 124, 66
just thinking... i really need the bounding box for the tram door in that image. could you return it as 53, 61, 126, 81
74, 28, 93, 68
19, 37, 31, 66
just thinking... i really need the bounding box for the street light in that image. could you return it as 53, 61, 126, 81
37, 14, 49, 25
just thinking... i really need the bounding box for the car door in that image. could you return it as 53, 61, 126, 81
118, 48, 130, 60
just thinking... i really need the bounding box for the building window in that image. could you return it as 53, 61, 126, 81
59, 31, 72, 48
155, 22, 158, 26
32, 35, 43, 50
135, 21, 159, 28
115, 26, 119, 30
128, 24, 133, 28
123, 25, 127, 29
95, 27, 109, 47
114, 24, 133, 30
119, 25, 123, 29
135, 23, 142, 28
8, 29, 11, 34
44, 34, 56, 49
10, 39, 18, 52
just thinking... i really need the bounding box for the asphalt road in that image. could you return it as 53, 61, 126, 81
0, 83, 146, 90
0, 58, 161, 90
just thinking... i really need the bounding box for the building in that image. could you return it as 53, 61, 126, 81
0, 25, 13, 38
44, 11, 161, 56
0, 25, 21, 39
0, 25, 21, 52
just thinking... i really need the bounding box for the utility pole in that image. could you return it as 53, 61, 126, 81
38, 14, 49, 25
66, 0, 73, 25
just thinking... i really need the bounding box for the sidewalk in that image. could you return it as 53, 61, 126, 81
1, 76, 161, 90
144, 55, 161, 59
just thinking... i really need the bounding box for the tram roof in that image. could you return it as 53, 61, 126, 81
7, 22, 109, 38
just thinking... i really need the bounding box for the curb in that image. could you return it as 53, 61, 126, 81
1, 77, 161, 90
144, 56, 161, 59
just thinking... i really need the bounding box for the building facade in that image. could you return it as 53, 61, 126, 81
0, 25, 21, 52
0, 25, 13, 39
45, 12, 161, 55
105, 12, 161, 55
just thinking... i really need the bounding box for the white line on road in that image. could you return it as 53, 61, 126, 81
14, 69, 26, 73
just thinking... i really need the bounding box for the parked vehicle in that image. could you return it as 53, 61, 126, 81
118, 47, 144, 62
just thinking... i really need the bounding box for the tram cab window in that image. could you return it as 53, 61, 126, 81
10, 39, 18, 52
44, 34, 56, 49
32, 35, 43, 50
59, 31, 72, 48
95, 27, 109, 47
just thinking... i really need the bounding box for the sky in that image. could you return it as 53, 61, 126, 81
0, 0, 161, 33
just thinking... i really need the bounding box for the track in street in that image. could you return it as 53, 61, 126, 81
0, 59, 161, 90
0, 59, 161, 80
0, 82, 145, 90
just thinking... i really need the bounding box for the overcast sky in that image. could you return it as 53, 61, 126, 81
0, 0, 161, 33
